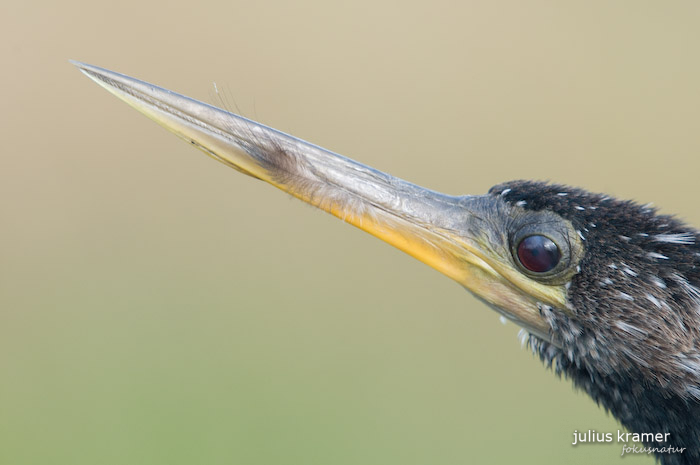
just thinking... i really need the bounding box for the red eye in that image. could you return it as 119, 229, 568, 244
517, 235, 560, 273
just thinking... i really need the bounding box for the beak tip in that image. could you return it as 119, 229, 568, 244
69, 59, 91, 73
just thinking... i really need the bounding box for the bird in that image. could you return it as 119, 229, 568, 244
72, 61, 698, 465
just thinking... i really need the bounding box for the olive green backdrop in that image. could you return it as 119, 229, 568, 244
2, 1, 699, 464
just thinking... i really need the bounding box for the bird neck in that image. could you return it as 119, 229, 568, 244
530, 337, 699, 465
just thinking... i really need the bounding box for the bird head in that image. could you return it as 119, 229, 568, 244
74, 62, 699, 464
493, 182, 700, 394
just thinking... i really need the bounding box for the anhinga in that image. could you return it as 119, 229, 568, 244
73, 62, 699, 464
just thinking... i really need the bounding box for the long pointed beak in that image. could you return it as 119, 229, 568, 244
72, 61, 559, 340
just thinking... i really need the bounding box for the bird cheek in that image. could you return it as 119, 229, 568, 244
458, 266, 557, 342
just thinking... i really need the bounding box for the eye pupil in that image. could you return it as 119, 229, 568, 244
517, 235, 560, 273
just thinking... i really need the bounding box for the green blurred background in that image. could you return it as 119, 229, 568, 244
2, 1, 699, 464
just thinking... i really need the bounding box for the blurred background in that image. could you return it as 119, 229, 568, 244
2, 1, 699, 464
